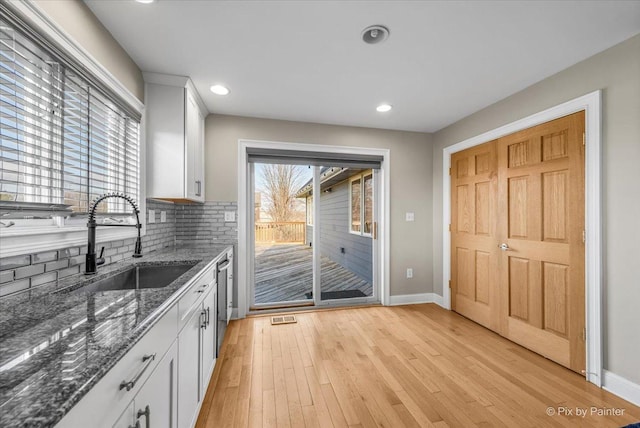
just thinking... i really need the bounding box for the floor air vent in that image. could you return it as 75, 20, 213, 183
271, 315, 297, 325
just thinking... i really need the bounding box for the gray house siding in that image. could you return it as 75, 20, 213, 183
306, 180, 372, 284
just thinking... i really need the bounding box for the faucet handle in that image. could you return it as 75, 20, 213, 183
97, 246, 106, 266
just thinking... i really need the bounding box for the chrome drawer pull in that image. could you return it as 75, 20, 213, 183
137, 405, 150, 428
119, 354, 156, 391
200, 310, 207, 329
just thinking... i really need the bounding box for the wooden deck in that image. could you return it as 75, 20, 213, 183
254, 244, 372, 304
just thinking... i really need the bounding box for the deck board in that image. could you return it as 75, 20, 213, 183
254, 244, 372, 304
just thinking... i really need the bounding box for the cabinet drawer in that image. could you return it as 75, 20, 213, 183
178, 265, 215, 331
57, 305, 178, 428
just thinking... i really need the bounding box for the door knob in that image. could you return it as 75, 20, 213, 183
498, 243, 510, 251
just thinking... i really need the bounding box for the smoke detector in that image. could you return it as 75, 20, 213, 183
362, 25, 390, 44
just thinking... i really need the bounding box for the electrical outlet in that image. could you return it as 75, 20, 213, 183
160, 211, 166, 223
406, 268, 413, 278
405, 212, 415, 222
224, 211, 236, 222
148, 209, 155, 224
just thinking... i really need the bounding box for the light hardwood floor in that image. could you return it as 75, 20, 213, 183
196, 304, 640, 427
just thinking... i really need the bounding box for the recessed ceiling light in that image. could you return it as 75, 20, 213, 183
135, 0, 155, 4
376, 104, 392, 113
210, 85, 230, 96
362, 25, 390, 45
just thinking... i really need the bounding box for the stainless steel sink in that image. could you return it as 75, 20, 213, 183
80, 263, 198, 293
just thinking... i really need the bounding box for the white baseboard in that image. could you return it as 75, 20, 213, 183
389, 293, 446, 308
602, 370, 640, 407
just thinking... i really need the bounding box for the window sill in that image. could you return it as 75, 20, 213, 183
0, 227, 141, 258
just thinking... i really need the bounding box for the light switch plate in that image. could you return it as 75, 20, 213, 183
406, 268, 413, 278
160, 211, 166, 223
224, 211, 236, 222
148, 209, 155, 224
405, 212, 415, 222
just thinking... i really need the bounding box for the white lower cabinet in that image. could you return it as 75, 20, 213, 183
178, 303, 203, 428
115, 341, 177, 428
178, 286, 217, 428
201, 285, 217, 388
56, 256, 226, 428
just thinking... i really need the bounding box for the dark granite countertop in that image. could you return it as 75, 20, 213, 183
0, 245, 232, 428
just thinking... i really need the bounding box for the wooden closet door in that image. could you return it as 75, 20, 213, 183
451, 141, 499, 331
496, 111, 585, 373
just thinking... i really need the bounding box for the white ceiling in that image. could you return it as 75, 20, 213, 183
85, 0, 640, 133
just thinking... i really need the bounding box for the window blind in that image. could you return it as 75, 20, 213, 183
0, 15, 139, 215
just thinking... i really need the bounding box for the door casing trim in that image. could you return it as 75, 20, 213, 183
441, 90, 602, 386
238, 139, 391, 318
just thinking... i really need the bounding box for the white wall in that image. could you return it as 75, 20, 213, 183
205, 114, 433, 297
432, 34, 640, 385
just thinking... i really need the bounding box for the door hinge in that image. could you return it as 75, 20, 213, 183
583, 132, 586, 146
582, 230, 586, 243
449, 167, 451, 176
581, 327, 586, 341
448, 280, 452, 289
448, 223, 451, 231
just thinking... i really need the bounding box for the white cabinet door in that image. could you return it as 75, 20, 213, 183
145, 74, 205, 203
226, 251, 233, 323
178, 304, 204, 428
133, 341, 178, 428
201, 287, 217, 391
185, 89, 203, 201
112, 402, 135, 428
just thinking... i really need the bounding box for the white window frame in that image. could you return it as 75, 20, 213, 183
306, 195, 313, 226
348, 175, 362, 235
0, 2, 146, 259
348, 171, 373, 238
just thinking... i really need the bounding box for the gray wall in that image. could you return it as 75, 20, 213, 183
432, 34, 640, 385
316, 180, 373, 284
205, 114, 433, 297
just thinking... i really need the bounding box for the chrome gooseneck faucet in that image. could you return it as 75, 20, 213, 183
85, 193, 142, 275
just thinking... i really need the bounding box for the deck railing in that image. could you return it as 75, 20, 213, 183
255, 221, 305, 243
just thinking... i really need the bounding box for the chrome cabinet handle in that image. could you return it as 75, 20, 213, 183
200, 310, 207, 329
196, 180, 201, 196
498, 243, 510, 251
119, 354, 156, 391
137, 405, 150, 428
206, 307, 210, 326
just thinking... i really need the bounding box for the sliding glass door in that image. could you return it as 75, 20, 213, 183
318, 166, 376, 304
252, 162, 313, 307
249, 154, 380, 310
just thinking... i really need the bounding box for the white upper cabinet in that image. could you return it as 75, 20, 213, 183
145, 73, 206, 202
